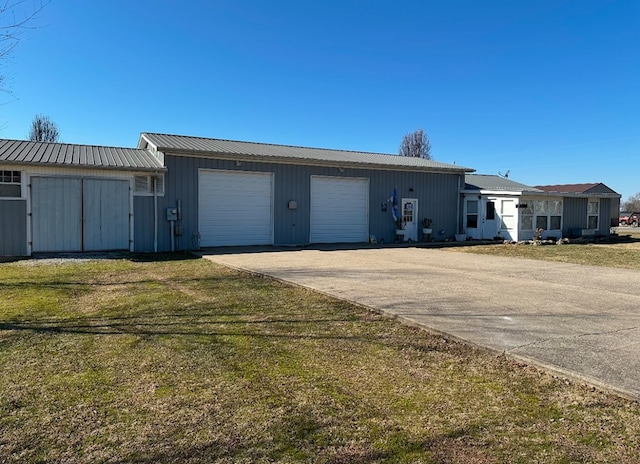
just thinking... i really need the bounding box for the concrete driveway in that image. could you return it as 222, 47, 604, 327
203, 246, 640, 399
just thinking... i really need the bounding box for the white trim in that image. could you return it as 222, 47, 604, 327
400, 198, 418, 242
587, 199, 600, 230
0, 169, 24, 199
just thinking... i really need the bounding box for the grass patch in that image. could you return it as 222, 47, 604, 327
1, 255, 639, 462
445, 232, 640, 270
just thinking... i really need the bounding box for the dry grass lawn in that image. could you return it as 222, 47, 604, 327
1, 254, 640, 463
446, 227, 640, 270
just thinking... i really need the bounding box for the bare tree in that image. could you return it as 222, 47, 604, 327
28, 114, 59, 141
621, 192, 640, 212
399, 129, 432, 160
1, 1, 48, 90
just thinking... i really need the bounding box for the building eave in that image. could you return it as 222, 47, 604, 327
164, 150, 473, 174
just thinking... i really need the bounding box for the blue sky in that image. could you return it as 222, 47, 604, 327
1, 0, 638, 200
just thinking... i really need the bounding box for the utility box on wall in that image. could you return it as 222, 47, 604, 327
166, 207, 178, 221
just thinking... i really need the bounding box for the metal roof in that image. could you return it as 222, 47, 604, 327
0, 139, 165, 171
464, 174, 543, 192
139, 133, 473, 173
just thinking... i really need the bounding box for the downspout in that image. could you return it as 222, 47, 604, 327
153, 174, 158, 253
456, 173, 462, 234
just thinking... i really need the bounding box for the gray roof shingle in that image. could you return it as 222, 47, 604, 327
0, 139, 165, 171
140, 133, 473, 173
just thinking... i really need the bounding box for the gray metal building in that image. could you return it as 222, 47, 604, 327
135, 133, 473, 252
1, 134, 621, 257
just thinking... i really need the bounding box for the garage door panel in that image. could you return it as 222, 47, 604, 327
199, 170, 273, 246
310, 176, 369, 243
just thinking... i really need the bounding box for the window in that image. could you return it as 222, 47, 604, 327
588, 200, 599, 229
536, 216, 548, 230
486, 201, 495, 220
0, 170, 21, 198
466, 200, 478, 228
549, 200, 562, 230
133, 175, 164, 196
402, 201, 414, 224
523, 199, 562, 232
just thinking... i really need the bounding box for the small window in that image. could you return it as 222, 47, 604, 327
466, 200, 478, 228
536, 216, 548, 230
134, 175, 165, 196
402, 203, 414, 224
486, 201, 495, 220
0, 170, 21, 198
588, 200, 599, 230
550, 216, 561, 230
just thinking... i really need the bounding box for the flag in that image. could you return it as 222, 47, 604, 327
390, 188, 399, 222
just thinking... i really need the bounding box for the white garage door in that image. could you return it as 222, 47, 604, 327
199, 170, 273, 246
310, 176, 369, 243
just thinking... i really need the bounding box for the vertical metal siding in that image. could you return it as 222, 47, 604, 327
562, 197, 587, 236
0, 200, 27, 256
148, 155, 463, 251
599, 198, 612, 234
609, 197, 620, 228
133, 196, 156, 252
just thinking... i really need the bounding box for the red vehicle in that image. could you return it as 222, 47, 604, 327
619, 212, 639, 226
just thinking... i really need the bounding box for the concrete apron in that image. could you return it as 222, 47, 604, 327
202, 247, 640, 400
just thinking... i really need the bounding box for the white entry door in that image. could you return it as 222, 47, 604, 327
401, 198, 418, 242
481, 199, 498, 239
497, 198, 517, 240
